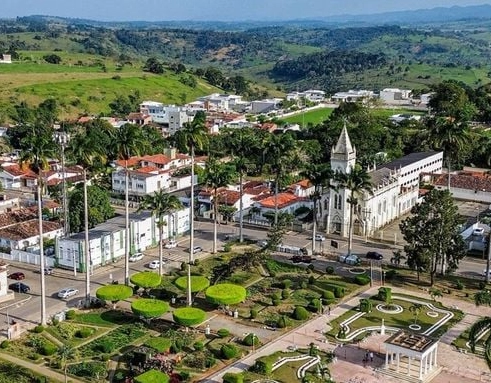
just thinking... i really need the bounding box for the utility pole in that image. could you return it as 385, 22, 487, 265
486, 232, 491, 284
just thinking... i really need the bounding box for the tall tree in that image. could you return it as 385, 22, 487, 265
399, 189, 466, 285
138, 191, 183, 276
335, 165, 373, 256
203, 157, 237, 253
19, 125, 58, 325
112, 124, 148, 286
301, 162, 332, 252
57, 345, 76, 383
173, 112, 208, 306
67, 131, 107, 306
470, 291, 491, 370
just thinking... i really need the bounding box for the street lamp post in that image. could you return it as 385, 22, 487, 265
53, 130, 73, 276
362, 207, 371, 243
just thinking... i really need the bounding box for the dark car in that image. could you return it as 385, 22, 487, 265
291, 255, 313, 264
9, 282, 30, 293
8, 272, 25, 280
366, 251, 383, 260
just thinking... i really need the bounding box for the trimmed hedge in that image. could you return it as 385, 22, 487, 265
172, 307, 206, 327
254, 359, 273, 375
134, 369, 170, 383
321, 284, 345, 298
205, 284, 247, 305
131, 298, 169, 319
145, 337, 172, 353
292, 306, 310, 320
217, 328, 230, 338
223, 372, 244, 383
354, 275, 371, 286
130, 272, 162, 289
221, 344, 239, 359
308, 298, 322, 313
242, 333, 259, 347
174, 275, 210, 293
96, 285, 133, 302
322, 290, 335, 301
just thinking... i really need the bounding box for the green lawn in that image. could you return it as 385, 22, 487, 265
281, 108, 334, 126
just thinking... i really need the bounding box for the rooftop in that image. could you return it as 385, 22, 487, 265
385, 330, 437, 353
381, 151, 441, 171
0, 219, 61, 240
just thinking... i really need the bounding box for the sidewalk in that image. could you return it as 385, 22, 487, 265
201, 285, 491, 383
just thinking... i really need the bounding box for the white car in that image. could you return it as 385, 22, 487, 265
483, 269, 491, 277
473, 227, 485, 236
148, 260, 163, 269
164, 240, 177, 249
129, 252, 144, 262
314, 234, 326, 241
58, 288, 79, 299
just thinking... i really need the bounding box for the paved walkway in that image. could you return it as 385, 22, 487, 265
201, 285, 491, 383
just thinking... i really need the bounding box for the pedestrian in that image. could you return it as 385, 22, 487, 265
370, 351, 374, 362
365, 351, 369, 361
328, 306, 331, 316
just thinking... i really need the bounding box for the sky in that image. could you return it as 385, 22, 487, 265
3, 0, 491, 21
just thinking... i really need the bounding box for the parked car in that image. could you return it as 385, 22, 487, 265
9, 282, 30, 293
366, 251, 383, 260
314, 234, 326, 241
338, 254, 361, 266
44, 267, 53, 275
148, 260, 163, 269
473, 227, 485, 236
57, 288, 79, 299
483, 268, 491, 277
163, 240, 178, 249
291, 255, 313, 264
187, 246, 203, 254
129, 252, 144, 262
8, 272, 25, 280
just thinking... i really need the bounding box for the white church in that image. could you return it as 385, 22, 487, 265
325, 126, 443, 238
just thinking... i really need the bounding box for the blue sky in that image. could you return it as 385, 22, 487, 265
3, 0, 491, 21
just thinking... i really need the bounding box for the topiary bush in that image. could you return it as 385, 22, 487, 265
281, 289, 290, 299
308, 298, 322, 313
277, 315, 289, 328
96, 340, 115, 353
322, 290, 335, 301
130, 271, 162, 290
205, 284, 247, 306
65, 310, 76, 320
254, 359, 273, 375
96, 284, 133, 306
220, 344, 239, 359
359, 298, 373, 313
250, 308, 258, 319
131, 298, 169, 319
40, 343, 57, 356
173, 307, 206, 327
217, 328, 230, 338
242, 333, 259, 347
272, 299, 281, 306
300, 281, 308, 289
0, 340, 9, 349
271, 291, 281, 301
33, 325, 44, 333
325, 266, 335, 274
292, 306, 310, 320
75, 328, 93, 338
174, 275, 210, 293
354, 275, 371, 286
223, 372, 244, 383
193, 341, 204, 351
308, 275, 315, 285
282, 279, 292, 289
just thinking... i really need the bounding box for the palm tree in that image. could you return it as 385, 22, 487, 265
335, 165, 373, 256
19, 126, 58, 325
470, 291, 491, 367
301, 163, 332, 253
390, 250, 406, 266
429, 288, 443, 302
57, 344, 76, 383
263, 132, 297, 225
409, 303, 422, 325
203, 157, 237, 253
67, 131, 106, 306
173, 113, 208, 306
138, 191, 183, 275
112, 124, 147, 286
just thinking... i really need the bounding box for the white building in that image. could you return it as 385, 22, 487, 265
326, 126, 443, 237
0, 220, 62, 251
331, 90, 374, 103
0, 54, 11, 64
56, 208, 190, 271
286, 90, 325, 103
379, 88, 412, 105
168, 109, 194, 135
251, 99, 282, 114
111, 150, 197, 197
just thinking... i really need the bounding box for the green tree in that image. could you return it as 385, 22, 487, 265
203, 157, 236, 253
335, 164, 373, 256
67, 130, 107, 306
43, 54, 61, 64
399, 189, 466, 285
409, 303, 422, 324
19, 124, 58, 325
143, 57, 164, 74
57, 345, 76, 383
112, 124, 148, 285
173, 112, 208, 306
68, 185, 114, 233
301, 162, 332, 252
138, 191, 183, 275
96, 284, 133, 309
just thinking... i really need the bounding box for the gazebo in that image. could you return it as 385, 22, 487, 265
384, 330, 440, 381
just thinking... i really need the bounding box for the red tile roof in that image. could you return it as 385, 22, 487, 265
0, 219, 61, 240
258, 192, 308, 209
432, 172, 491, 192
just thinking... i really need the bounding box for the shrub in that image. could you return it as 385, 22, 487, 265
308, 298, 322, 313
96, 285, 133, 303
52, 318, 59, 326
33, 325, 44, 333
223, 372, 244, 383
378, 287, 392, 303
455, 279, 465, 290
130, 272, 162, 289
272, 299, 281, 306
281, 289, 290, 299
354, 275, 371, 286
254, 359, 273, 375
29, 353, 40, 360
277, 315, 289, 328
322, 284, 345, 298
322, 290, 335, 300
0, 340, 9, 349
181, 262, 187, 271
76, 328, 93, 338
220, 344, 239, 359
223, 243, 232, 252
292, 306, 310, 320
300, 281, 308, 289
131, 298, 169, 319
479, 281, 486, 290
307, 264, 315, 271
65, 310, 76, 320
40, 343, 57, 356
326, 266, 335, 274
173, 307, 206, 327
359, 299, 373, 313
271, 291, 281, 300
308, 275, 315, 285
282, 279, 292, 289
101, 354, 110, 361
174, 275, 210, 292
96, 340, 115, 353
179, 371, 191, 382
205, 284, 247, 305
217, 328, 230, 338
242, 333, 259, 346
250, 308, 258, 319
385, 269, 398, 281
193, 341, 204, 351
